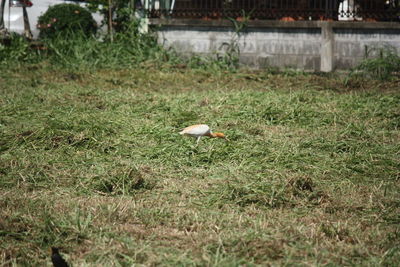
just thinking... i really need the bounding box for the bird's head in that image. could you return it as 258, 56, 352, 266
212, 132, 228, 140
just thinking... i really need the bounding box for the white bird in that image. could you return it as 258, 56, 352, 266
179, 124, 227, 145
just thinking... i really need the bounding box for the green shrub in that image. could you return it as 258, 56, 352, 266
350, 46, 400, 81
37, 3, 97, 39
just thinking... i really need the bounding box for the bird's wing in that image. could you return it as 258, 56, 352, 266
180, 124, 210, 136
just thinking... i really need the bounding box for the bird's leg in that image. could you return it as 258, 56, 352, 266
196, 136, 201, 145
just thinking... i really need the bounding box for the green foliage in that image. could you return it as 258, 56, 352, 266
85, 0, 137, 31
111, 2, 138, 32
2, 6, 249, 72
348, 45, 400, 81
37, 3, 97, 39
227, 9, 253, 34
40, 19, 173, 70
217, 10, 253, 69
35, 17, 242, 71
0, 33, 31, 63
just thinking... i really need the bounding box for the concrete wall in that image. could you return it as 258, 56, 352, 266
334, 28, 400, 69
151, 19, 400, 71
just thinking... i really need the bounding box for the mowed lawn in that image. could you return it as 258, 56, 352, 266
1, 66, 399, 266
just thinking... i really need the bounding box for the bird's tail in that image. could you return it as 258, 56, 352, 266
179, 131, 185, 135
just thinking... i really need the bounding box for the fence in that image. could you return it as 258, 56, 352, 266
148, 0, 400, 21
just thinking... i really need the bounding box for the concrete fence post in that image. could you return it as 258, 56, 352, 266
320, 22, 334, 72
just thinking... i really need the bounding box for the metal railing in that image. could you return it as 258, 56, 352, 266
147, 0, 400, 21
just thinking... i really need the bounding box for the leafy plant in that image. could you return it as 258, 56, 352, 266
37, 3, 97, 39
0, 33, 32, 63
218, 10, 253, 69
347, 45, 400, 81
85, 0, 137, 32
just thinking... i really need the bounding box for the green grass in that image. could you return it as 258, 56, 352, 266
0, 65, 399, 266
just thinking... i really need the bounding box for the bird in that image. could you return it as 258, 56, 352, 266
51, 247, 69, 267
179, 124, 227, 145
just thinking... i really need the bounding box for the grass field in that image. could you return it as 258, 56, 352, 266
0, 65, 399, 266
